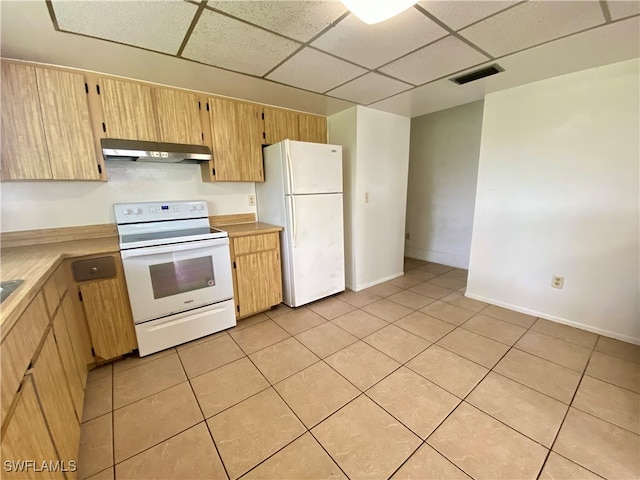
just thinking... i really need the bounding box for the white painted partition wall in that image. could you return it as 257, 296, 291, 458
329, 106, 411, 291
467, 59, 640, 343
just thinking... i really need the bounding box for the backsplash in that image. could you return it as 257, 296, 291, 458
0, 161, 256, 232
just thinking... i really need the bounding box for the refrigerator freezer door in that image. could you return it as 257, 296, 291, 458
283, 193, 345, 307
285, 140, 343, 195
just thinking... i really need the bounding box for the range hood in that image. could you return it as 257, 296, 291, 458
101, 138, 212, 163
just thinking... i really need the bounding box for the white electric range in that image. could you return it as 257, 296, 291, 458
115, 200, 236, 356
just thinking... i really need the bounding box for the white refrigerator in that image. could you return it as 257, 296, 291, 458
256, 140, 345, 307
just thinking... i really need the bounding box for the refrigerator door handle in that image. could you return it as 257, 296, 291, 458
290, 195, 297, 248
285, 141, 295, 194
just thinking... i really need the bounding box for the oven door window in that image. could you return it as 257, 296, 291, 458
149, 256, 215, 299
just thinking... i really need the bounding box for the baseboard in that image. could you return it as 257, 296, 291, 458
404, 246, 469, 269
353, 272, 404, 292
464, 291, 640, 345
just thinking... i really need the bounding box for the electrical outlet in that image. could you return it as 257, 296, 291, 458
364, 192, 369, 203
551, 275, 564, 289
248, 195, 256, 207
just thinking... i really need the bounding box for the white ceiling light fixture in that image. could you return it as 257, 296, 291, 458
340, 0, 419, 24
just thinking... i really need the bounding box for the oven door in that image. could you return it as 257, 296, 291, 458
120, 238, 233, 324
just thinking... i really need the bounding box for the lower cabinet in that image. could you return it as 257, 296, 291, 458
231, 232, 283, 318
70, 253, 137, 362
0, 376, 65, 480
1, 264, 84, 479
31, 331, 80, 478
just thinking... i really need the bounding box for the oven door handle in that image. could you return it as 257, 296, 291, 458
120, 238, 228, 258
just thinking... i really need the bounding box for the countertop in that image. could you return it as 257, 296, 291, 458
216, 222, 283, 237
0, 236, 120, 339
0, 221, 282, 339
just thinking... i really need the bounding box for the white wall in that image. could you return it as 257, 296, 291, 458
405, 100, 483, 268
328, 108, 358, 290
1, 162, 255, 231
467, 59, 640, 343
329, 106, 411, 291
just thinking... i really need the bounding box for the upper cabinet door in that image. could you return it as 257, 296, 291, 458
209, 97, 264, 182
154, 87, 203, 145
98, 77, 159, 141
298, 114, 327, 144
0, 62, 52, 180
35, 68, 100, 180
264, 107, 300, 145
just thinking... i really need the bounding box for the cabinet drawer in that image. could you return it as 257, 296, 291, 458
233, 233, 279, 255
0, 293, 49, 426
72, 256, 116, 282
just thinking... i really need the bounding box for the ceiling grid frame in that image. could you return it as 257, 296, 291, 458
28, 0, 640, 113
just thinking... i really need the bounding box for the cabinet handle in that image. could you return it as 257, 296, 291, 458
90, 267, 98, 273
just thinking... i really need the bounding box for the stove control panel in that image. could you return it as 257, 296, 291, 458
114, 201, 209, 224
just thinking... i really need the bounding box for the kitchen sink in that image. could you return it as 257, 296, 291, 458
0, 280, 23, 304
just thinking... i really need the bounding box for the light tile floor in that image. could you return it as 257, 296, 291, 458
78, 259, 640, 480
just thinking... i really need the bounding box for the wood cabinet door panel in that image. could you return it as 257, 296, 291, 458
209, 97, 264, 181
298, 114, 327, 144
264, 107, 299, 145
52, 305, 85, 420
61, 294, 88, 389
0, 293, 49, 426
36, 67, 100, 180
154, 88, 202, 145
98, 77, 158, 141
32, 330, 80, 469
1, 377, 64, 480
79, 277, 137, 361
0, 62, 52, 180
236, 249, 282, 317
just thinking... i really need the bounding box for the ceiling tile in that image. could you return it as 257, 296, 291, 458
327, 73, 412, 105
418, 0, 518, 30
459, 1, 606, 57
51, 1, 196, 54
182, 9, 301, 77
379, 36, 489, 86
311, 8, 447, 69
608, 1, 640, 20
266, 48, 367, 94
208, 1, 347, 42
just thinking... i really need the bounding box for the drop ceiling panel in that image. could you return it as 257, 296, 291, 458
207, 1, 347, 42
51, 1, 196, 54
327, 72, 412, 105
459, 1, 606, 57
311, 8, 447, 68
608, 1, 640, 20
266, 48, 367, 93
380, 36, 490, 86
419, 0, 518, 31
182, 9, 301, 77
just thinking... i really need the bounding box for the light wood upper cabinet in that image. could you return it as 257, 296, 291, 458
298, 114, 327, 144
264, 107, 300, 144
31, 330, 80, 472
98, 77, 159, 142
1, 61, 104, 181
231, 232, 282, 318
1, 377, 64, 480
206, 97, 264, 182
154, 87, 203, 145
36, 67, 100, 180
1, 62, 51, 180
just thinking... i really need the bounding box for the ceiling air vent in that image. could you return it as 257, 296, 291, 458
451, 64, 504, 85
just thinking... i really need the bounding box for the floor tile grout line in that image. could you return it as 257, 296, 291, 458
579, 372, 640, 396
536, 336, 601, 479
203, 421, 232, 480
